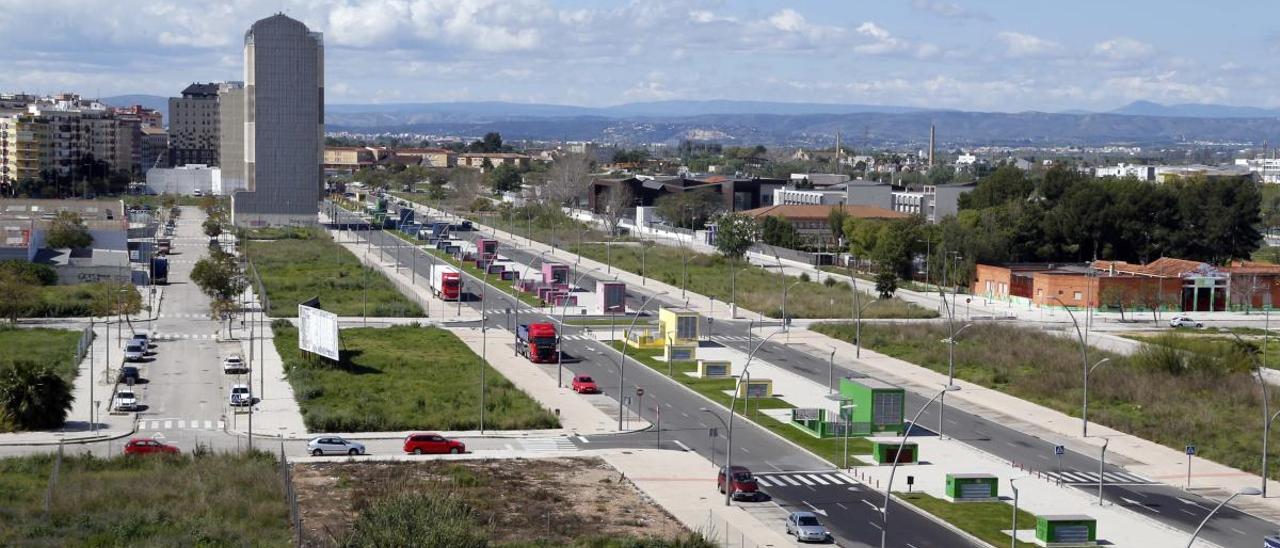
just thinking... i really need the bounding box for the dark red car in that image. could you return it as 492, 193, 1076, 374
717, 465, 759, 501
403, 433, 466, 455
571, 375, 600, 394
123, 438, 180, 456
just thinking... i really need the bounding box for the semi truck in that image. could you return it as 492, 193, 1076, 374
151, 257, 169, 285
516, 323, 559, 363
430, 265, 462, 301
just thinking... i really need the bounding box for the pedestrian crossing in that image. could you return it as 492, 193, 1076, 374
711, 335, 758, 343
138, 418, 226, 431
153, 333, 218, 341
157, 313, 213, 319
1046, 470, 1153, 485
510, 437, 578, 453
755, 471, 860, 488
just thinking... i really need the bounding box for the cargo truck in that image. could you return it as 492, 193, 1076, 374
151, 257, 169, 285
516, 323, 559, 363
430, 265, 462, 301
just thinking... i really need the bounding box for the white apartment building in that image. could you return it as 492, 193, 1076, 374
1235, 158, 1280, 183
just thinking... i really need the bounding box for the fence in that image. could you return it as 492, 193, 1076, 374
280, 444, 309, 546
701, 508, 770, 548
74, 325, 93, 364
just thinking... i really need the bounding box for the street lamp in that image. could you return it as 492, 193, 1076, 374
724, 330, 784, 506
731, 261, 750, 319
781, 280, 802, 332
701, 407, 730, 466
1229, 331, 1275, 497
617, 292, 668, 430
1185, 487, 1262, 548
827, 346, 837, 394
1010, 478, 1021, 548
555, 272, 590, 388
850, 274, 880, 359
825, 393, 856, 469
880, 384, 960, 548
1051, 295, 1092, 437
937, 320, 974, 439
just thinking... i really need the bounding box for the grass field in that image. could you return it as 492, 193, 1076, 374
897, 492, 1035, 548
11, 282, 143, 319
275, 324, 558, 432
0, 326, 83, 380
812, 322, 1280, 476
615, 342, 872, 465
572, 243, 936, 320
0, 451, 290, 546
246, 228, 422, 318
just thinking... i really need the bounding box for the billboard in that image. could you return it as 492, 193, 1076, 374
298, 297, 340, 361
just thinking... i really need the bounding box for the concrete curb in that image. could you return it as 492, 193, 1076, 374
0, 417, 138, 447
891, 493, 997, 548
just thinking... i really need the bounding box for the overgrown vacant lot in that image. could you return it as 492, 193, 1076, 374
245, 228, 422, 318
572, 243, 935, 319
0, 326, 82, 378
293, 458, 708, 547
276, 324, 558, 432
0, 451, 290, 546
813, 322, 1280, 476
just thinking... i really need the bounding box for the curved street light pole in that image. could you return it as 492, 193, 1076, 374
782, 280, 802, 333
701, 407, 730, 467
617, 292, 668, 430
725, 330, 784, 506
881, 385, 960, 548
1052, 296, 1091, 436
555, 272, 590, 388
1185, 487, 1261, 548
937, 318, 974, 440
1230, 331, 1273, 497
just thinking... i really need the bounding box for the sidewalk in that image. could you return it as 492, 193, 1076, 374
601, 449, 800, 548
0, 324, 136, 446
784, 328, 1280, 523
226, 320, 308, 440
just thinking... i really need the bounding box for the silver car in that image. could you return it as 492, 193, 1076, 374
123, 341, 147, 362
785, 511, 831, 543
307, 436, 367, 457
114, 389, 139, 412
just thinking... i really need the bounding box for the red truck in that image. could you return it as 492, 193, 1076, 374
430, 265, 462, 301
516, 323, 559, 363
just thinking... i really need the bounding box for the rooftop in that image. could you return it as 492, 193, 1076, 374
739, 204, 908, 222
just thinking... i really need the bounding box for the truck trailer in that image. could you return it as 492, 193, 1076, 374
516, 323, 559, 363
429, 265, 462, 301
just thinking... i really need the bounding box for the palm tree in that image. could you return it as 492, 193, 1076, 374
0, 360, 73, 430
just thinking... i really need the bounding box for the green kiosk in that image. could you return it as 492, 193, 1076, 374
838, 377, 905, 435
1035, 515, 1097, 546
945, 473, 998, 501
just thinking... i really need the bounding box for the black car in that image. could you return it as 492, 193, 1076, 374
118, 366, 141, 384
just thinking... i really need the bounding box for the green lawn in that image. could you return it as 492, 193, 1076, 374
11, 282, 143, 319
813, 322, 1280, 477
897, 492, 1036, 548
245, 228, 423, 318
0, 326, 84, 380
275, 324, 558, 432
0, 451, 290, 546
613, 342, 872, 465
572, 243, 936, 320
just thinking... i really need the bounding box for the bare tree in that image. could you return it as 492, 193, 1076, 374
543, 153, 592, 208
601, 185, 634, 236
449, 169, 485, 209
1232, 274, 1266, 315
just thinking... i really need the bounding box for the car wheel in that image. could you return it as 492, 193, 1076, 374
311, 448, 322, 456
349, 449, 359, 456
413, 448, 423, 455
450, 447, 461, 454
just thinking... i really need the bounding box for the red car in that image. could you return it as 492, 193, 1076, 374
403, 432, 466, 455
123, 438, 180, 456
571, 375, 600, 394
718, 465, 760, 501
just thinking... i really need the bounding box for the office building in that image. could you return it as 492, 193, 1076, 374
231, 14, 324, 227
168, 83, 221, 167
217, 82, 245, 194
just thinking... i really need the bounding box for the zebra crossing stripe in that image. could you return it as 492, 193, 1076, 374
779, 475, 802, 486
755, 477, 773, 487
806, 474, 830, 485
833, 474, 856, 484
793, 475, 815, 485
1103, 473, 1126, 483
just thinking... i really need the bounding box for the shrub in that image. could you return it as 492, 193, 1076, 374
0, 261, 56, 286
341, 493, 488, 548
0, 360, 73, 430
798, 272, 810, 282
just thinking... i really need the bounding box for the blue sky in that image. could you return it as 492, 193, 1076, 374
1, 0, 1277, 112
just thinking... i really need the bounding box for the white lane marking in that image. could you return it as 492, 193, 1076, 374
756, 477, 774, 487
806, 474, 830, 485
576, 435, 589, 443
823, 474, 847, 485
163, 420, 172, 429
177, 420, 186, 428
793, 475, 815, 486
779, 475, 803, 486
673, 440, 692, 452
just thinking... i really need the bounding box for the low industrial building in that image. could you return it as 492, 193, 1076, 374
0, 199, 131, 283
145, 164, 223, 195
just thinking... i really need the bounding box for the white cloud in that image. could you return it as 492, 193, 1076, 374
1092, 37, 1154, 61
623, 80, 676, 101
854, 22, 938, 59
1103, 72, 1227, 104
909, 0, 990, 21
996, 31, 1060, 58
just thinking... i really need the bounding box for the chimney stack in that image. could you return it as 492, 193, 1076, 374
928, 124, 936, 168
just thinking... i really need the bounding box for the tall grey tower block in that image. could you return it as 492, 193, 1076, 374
232, 14, 323, 227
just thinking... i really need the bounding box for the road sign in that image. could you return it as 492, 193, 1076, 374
1186, 445, 1196, 455
1054, 445, 1065, 455
709, 427, 718, 438
635, 387, 645, 397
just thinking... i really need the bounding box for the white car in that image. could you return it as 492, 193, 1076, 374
1169, 316, 1204, 328
307, 436, 367, 456
222, 354, 248, 374
130, 331, 154, 348
123, 341, 147, 362
228, 384, 252, 406
114, 389, 139, 412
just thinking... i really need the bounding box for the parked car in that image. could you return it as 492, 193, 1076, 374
123, 438, 179, 455
118, 366, 141, 384
307, 436, 367, 456
114, 389, 139, 412
228, 384, 252, 406
123, 341, 147, 362
1169, 315, 1204, 328
571, 375, 600, 394
222, 354, 248, 374
131, 331, 154, 348
785, 511, 831, 543
403, 433, 466, 455
717, 465, 759, 501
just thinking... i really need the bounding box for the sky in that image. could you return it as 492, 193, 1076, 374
2, 0, 1278, 112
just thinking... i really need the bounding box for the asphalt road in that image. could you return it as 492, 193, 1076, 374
332, 202, 983, 547
393, 199, 1280, 547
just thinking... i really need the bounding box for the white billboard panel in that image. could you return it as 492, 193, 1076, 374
298, 303, 340, 361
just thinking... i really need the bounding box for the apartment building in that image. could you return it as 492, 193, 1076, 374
168, 83, 221, 167
0, 111, 49, 190
458, 152, 531, 170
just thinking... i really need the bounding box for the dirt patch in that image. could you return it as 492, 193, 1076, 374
292, 457, 688, 546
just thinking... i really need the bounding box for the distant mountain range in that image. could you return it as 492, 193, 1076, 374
101, 95, 1280, 146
